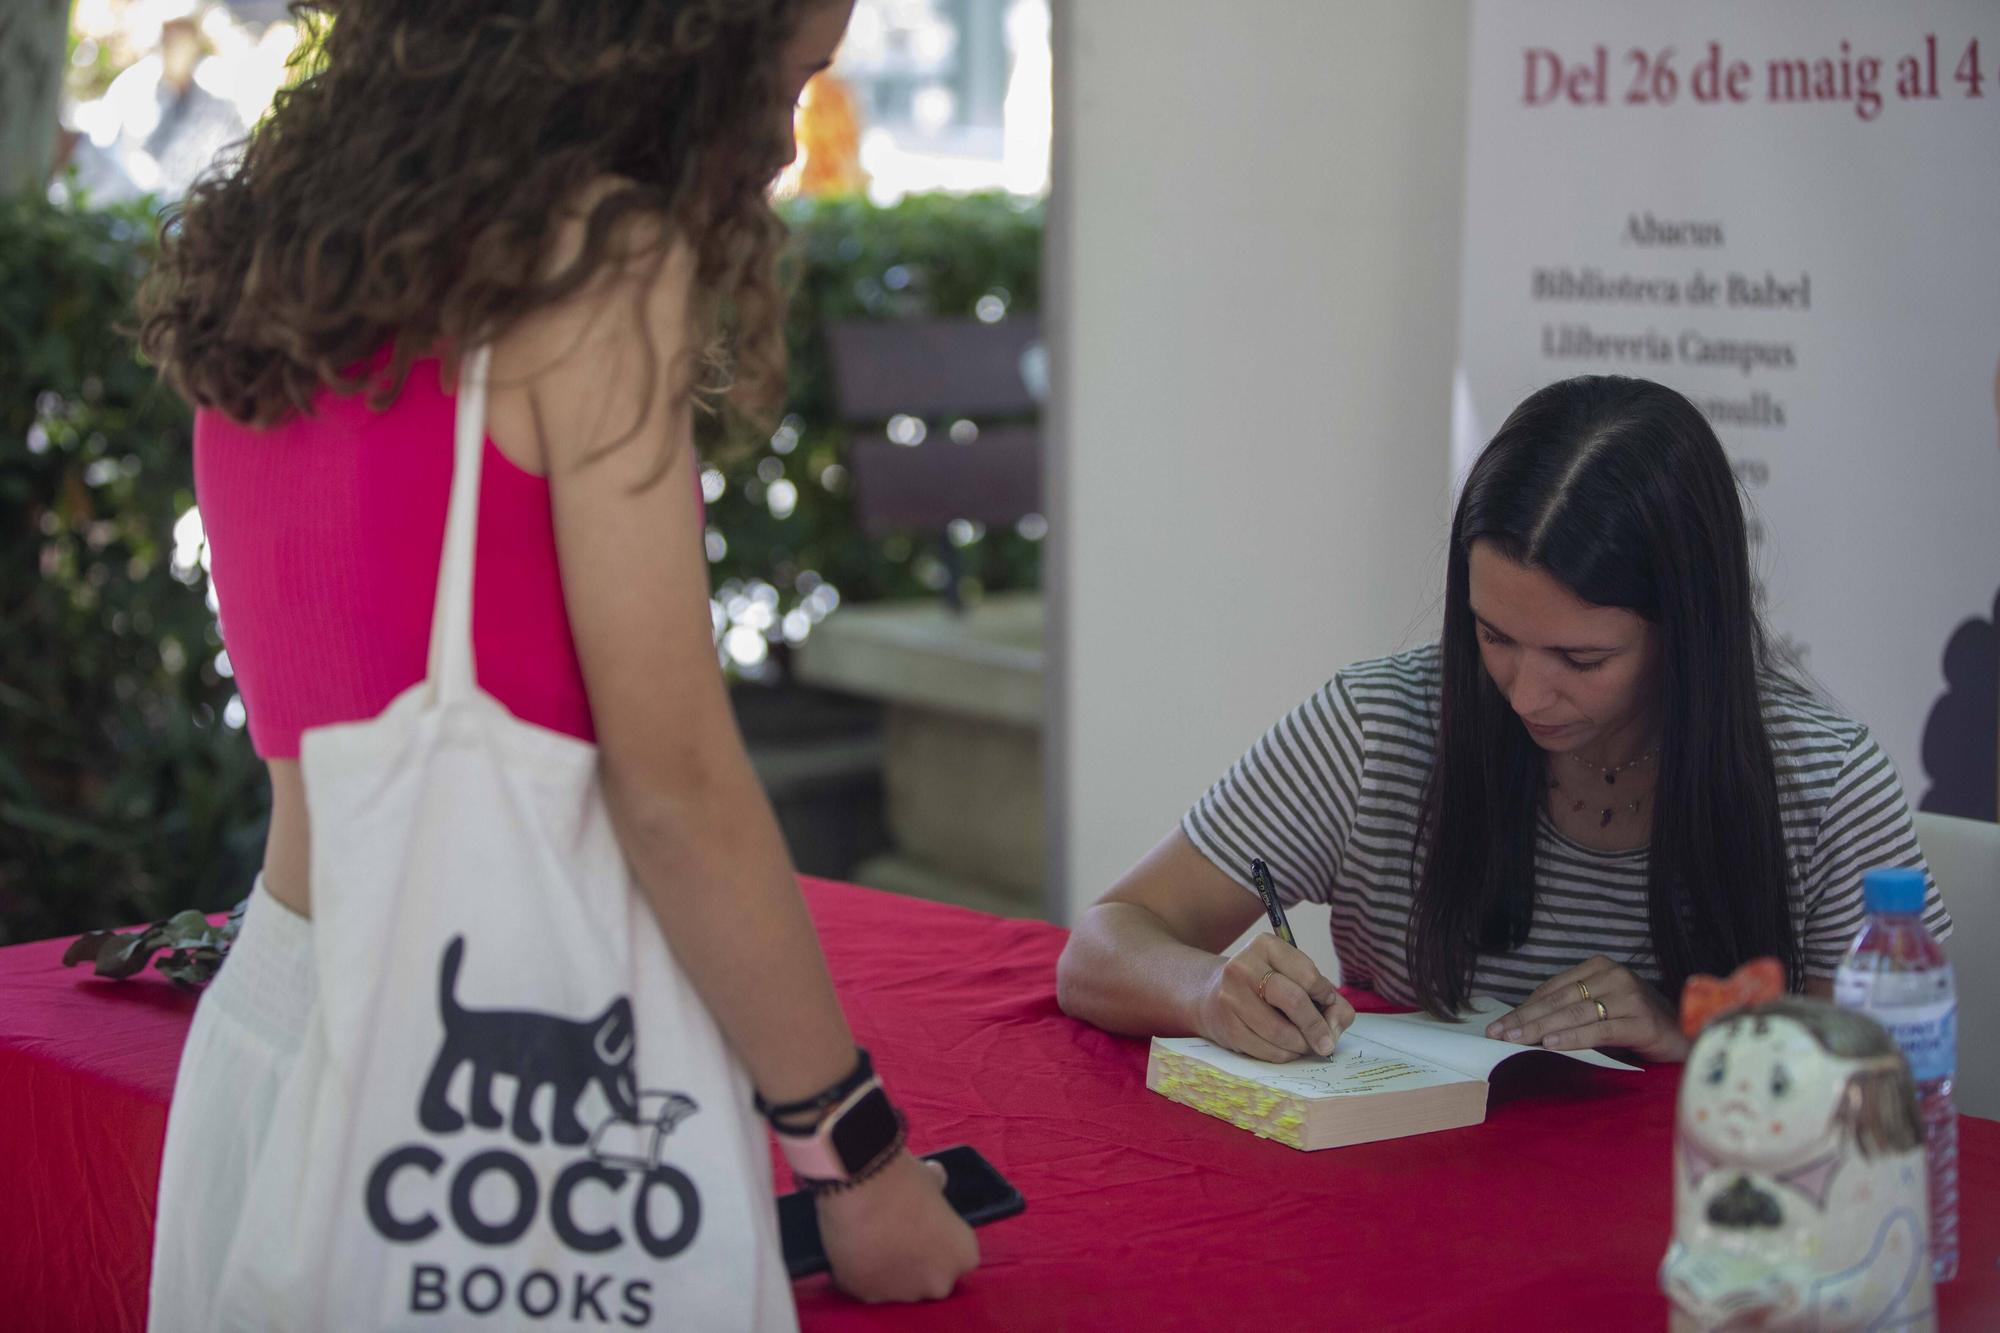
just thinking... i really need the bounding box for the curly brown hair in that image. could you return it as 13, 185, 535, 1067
137, 0, 818, 436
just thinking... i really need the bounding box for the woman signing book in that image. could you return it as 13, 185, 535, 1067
1058, 376, 1950, 1066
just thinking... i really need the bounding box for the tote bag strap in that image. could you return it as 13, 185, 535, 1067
424, 345, 491, 703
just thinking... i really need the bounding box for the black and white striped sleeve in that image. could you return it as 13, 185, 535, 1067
1800, 732, 1953, 977
1181, 674, 1367, 908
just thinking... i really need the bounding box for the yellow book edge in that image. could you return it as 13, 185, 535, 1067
1146, 1043, 1313, 1148
1145, 1039, 1490, 1151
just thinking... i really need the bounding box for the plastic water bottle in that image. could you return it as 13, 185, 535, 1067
1832, 866, 1957, 1283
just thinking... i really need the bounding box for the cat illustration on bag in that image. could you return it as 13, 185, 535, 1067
419, 935, 642, 1146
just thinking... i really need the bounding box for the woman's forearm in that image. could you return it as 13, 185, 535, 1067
606, 759, 859, 1107
1057, 901, 1226, 1038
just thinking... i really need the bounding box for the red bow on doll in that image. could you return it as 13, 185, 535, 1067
1678, 957, 1786, 1038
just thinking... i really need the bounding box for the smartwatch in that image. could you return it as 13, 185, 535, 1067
759, 1049, 907, 1191
772, 1077, 905, 1188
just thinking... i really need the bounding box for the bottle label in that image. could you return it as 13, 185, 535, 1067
1831, 990, 1957, 1084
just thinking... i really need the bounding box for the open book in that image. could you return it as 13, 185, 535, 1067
1147, 996, 1639, 1150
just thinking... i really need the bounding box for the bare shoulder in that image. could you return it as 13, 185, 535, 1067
486, 177, 697, 478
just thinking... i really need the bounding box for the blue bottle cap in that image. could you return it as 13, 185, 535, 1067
1862, 867, 1927, 914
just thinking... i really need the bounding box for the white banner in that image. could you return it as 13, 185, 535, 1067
1456, 0, 2000, 821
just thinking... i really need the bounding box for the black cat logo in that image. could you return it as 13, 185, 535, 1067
419, 936, 642, 1146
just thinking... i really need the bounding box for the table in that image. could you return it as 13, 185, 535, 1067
3, 879, 1996, 1330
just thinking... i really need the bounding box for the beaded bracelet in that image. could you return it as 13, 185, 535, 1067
755, 1046, 877, 1132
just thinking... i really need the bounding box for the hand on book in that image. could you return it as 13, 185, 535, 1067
1483, 955, 1689, 1063
1195, 933, 1355, 1063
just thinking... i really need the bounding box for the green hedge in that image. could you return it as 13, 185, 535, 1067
1, 192, 268, 944
1, 189, 1044, 943
706, 192, 1045, 676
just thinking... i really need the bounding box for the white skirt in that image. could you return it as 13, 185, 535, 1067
149, 879, 315, 1333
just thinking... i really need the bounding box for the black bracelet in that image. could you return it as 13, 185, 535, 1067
755, 1046, 875, 1130
796, 1108, 908, 1196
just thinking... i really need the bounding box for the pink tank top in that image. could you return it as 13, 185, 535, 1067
195, 358, 595, 759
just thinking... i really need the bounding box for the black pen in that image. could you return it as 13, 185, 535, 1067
1249, 857, 1295, 948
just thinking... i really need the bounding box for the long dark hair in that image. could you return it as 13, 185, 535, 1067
1409, 376, 1798, 1014
138, 0, 813, 435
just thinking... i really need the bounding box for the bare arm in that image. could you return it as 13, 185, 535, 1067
1057, 829, 1351, 1061
490, 211, 973, 1301
1057, 830, 1264, 1035
497, 237, 858, 1109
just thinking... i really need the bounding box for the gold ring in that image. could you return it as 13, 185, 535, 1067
1593, 999, 1608, 1022
1575, 980, 1592, 1003
1258, 970, 1277, 1003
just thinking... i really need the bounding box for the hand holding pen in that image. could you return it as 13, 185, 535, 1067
1194, 857, 1354, 1062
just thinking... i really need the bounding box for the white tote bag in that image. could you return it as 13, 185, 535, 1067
211, 348, 796, 1331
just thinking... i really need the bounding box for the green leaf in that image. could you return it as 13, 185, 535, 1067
93, 924, 169, 978
154, 938, 232, 989
60, 929, 119, 967
165, 909, 214, 938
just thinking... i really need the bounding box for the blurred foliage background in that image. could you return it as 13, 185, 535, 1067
1, 190, 267, 945
1, 187, 1044, 943
707, 190, 1044, 678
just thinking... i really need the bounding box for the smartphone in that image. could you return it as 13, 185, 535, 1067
776, 1144, 1024, 1279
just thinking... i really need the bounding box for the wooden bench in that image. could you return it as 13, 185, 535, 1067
824, 315, 1043, 607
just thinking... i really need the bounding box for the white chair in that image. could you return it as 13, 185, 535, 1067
1914, 812, 2000, 1121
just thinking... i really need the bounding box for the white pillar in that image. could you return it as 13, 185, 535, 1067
1046, 1, 1471, 960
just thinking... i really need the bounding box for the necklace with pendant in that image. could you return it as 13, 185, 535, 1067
1548, 748, 1657, 829
1568, 746, 1657, 785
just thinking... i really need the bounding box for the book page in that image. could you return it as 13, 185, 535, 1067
1151, 1030, 1478, 1099
1354, 996, 1640, 1079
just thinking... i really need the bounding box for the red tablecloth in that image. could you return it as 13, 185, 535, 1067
2, 879, 1996, 1331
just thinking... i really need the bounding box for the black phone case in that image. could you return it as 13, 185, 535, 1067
777, 1144, 1024, 1279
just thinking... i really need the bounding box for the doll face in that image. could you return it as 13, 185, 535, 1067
1682, 1015, 1845, 1168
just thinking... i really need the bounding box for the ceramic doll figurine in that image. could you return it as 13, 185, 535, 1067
1660, 960, 1935, 1332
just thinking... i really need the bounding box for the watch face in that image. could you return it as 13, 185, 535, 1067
828, 1086, 899, 1172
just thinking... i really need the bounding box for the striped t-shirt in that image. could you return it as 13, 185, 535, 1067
1182, 643, 1952, 1007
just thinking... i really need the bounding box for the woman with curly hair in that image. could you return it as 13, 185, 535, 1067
137, 1, 977, 1324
